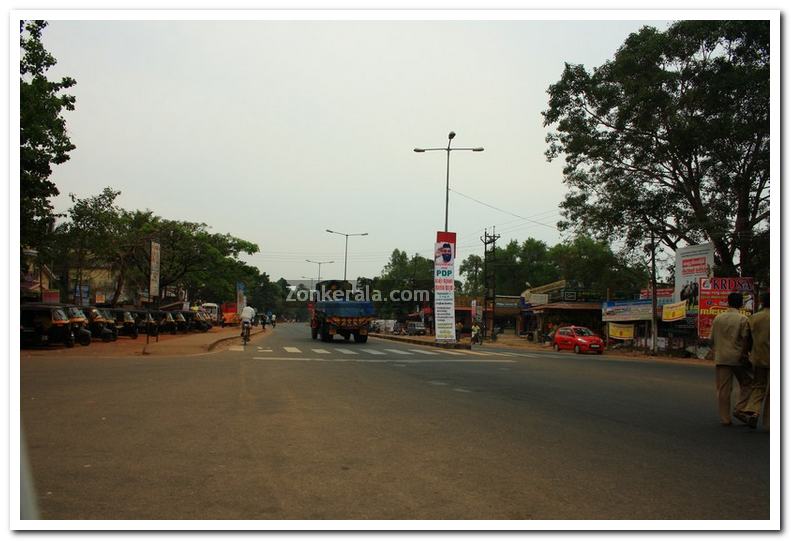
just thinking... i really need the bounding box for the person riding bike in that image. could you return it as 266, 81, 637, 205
471, 322, 481, 345
270, 313, 276, 328
240, 305, 255, 342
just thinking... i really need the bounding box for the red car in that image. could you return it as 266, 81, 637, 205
552, 325, 605, 354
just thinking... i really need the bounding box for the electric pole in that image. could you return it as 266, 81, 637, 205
481, 227, 500, 341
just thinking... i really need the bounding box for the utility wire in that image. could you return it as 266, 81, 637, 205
449, 188, 559, 231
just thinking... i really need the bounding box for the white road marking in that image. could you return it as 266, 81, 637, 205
250, 356, 516, 364
441, 350, 464, 355
409, 349, 438, 355
311, 349, 330, 354
229, 346, 244, 351
334, 348, 358, 355
254, 357, 310, 361
383, 349, 412, 355
257, 348, 272, 352
283, 347, 302, 353
453, 388, 472, 393
358, 348, 384, 355
428, 381, 448, 386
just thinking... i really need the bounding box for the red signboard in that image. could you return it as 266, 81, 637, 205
697, 277, 755, 339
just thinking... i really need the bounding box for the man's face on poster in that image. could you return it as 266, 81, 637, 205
439, 244, 452, 263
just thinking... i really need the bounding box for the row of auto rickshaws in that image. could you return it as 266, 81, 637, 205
20, 303, 216, 348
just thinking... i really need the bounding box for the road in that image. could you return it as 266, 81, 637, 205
20, 322, 769, 520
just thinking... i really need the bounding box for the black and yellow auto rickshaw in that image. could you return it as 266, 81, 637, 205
61, 304, 93, 346
21, 304, 75, 348
107, 308, 139, 339
129, 309, 159, 337
84, 306, 117, 342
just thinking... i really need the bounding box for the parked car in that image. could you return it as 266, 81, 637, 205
21, 304, 75, 348
552, 325, 605, 354
406, 321, 426, 336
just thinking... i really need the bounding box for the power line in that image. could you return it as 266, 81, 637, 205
449, 188, 559, 231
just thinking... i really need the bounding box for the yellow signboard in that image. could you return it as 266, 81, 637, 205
608, 322, 634, 340
662, 300, 688, 322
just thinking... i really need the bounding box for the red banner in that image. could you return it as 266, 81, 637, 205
697, 277, 755, 339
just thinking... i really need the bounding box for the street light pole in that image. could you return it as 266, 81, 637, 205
306, 259, 334, 283
325, 230, 368, 282
414, 131, 484, 232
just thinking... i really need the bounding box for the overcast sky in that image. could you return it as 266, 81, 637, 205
41, 18, 671, 282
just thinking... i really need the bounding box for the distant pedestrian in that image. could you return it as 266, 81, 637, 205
744, 292, 770, 429
710, 292, 753, 426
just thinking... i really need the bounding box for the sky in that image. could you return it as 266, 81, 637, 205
40, 17, 673, 283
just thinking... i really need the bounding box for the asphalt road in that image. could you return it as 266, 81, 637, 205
20, 322, 769, 520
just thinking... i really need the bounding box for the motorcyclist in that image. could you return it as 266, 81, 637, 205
270, 313, 277, 328
240, 305, 255, 338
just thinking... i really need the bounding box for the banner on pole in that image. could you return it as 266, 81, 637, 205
662, 300, 688, 322
434, 231, 457, 342
150, 241, 161, 298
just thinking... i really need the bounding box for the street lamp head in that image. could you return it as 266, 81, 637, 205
413, 148, 425, 153
448, 131, 456, 140
472, 147, 484, 152
325, 229, 334, 233
361, 233, 369, 236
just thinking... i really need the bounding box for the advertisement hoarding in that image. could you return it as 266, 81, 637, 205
697, 277, 755, 339
674, 243, 714, 311
434, 231, 456, 342
602, 299, 653, 322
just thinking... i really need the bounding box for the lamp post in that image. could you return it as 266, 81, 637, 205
414, 131, 484, 232
305, 259, 333, 283
326, 230, 368, 282
301, 276, 315, 291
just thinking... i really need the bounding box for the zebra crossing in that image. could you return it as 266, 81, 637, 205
240, 344, 538, 361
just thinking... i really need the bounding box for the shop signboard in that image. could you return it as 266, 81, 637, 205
674, 243, 714, 312
608, 322, 635, 340
433, 231, 456, 342
662, 300, 688, 322
698, 277, 755, 339
602, 299, 653, 322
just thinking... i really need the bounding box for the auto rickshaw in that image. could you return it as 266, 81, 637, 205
61, 304, 93, 346
170, 311, 189, 333
154, 310, 178, 335
21, 304, 75, 348
129, 309, 159, 336
194, 310, 212, 330
84, 306, 117, 342
107, 308, 139, 339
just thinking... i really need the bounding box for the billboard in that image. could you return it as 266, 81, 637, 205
640, 288, 675, 306
674, 243, 714, 311
602, 299, 653, 322
697, 277, 755, 339
434, 231, 456, 342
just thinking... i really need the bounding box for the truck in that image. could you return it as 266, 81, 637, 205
310, 280, 375, 343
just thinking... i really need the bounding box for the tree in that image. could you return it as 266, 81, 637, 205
20, 20, 76, 254
60, 188, 122, 303
459, 254, 484, 295
543, 20, 769, 283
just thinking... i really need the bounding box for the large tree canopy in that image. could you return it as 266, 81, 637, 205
20, 20, 76, 253
543, 20, 769, 282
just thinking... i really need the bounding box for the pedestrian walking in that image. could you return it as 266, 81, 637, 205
710, 292, 753, 426
744, 292, 770, 429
